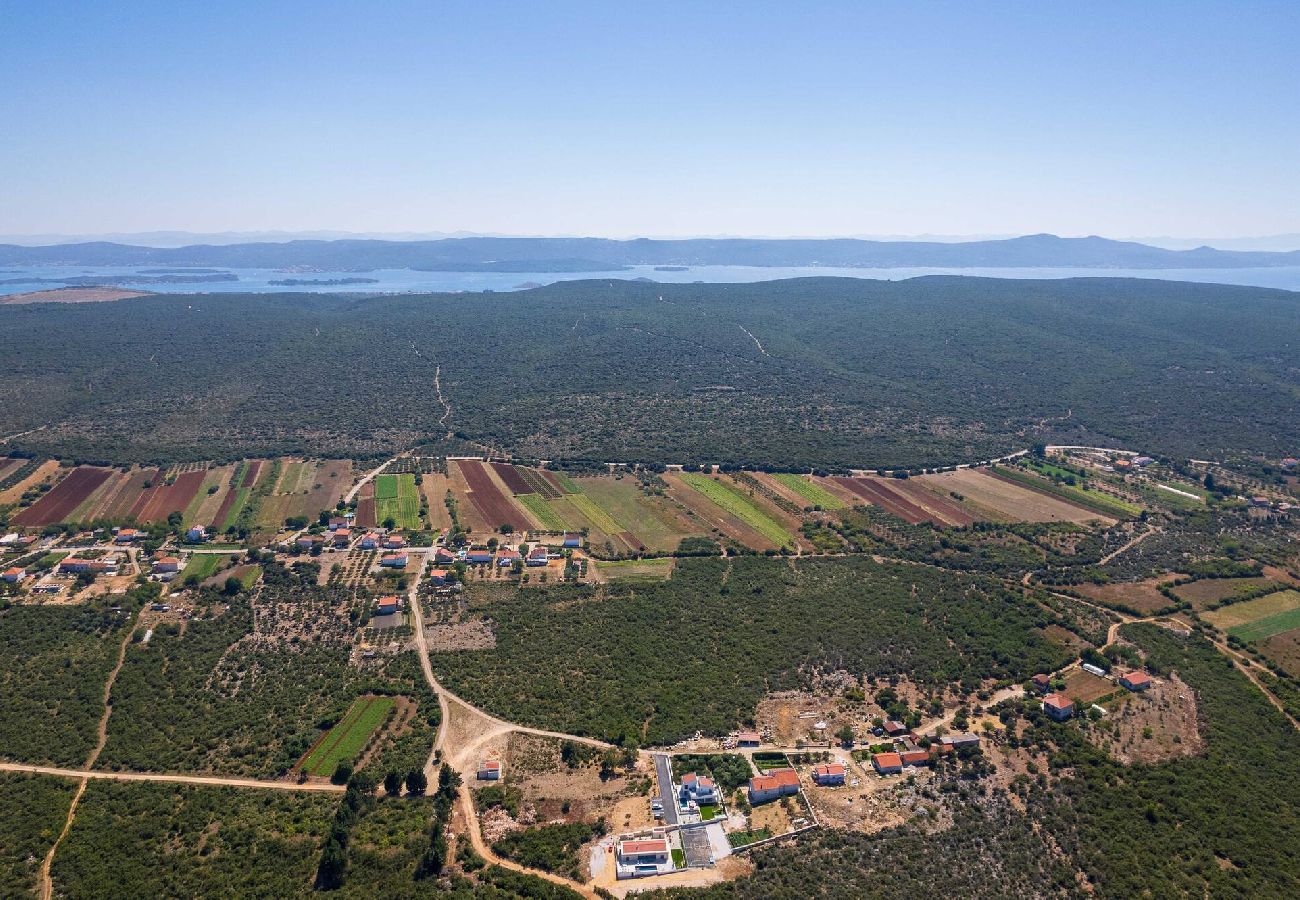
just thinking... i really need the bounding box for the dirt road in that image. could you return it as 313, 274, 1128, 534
0, 762, 346, 793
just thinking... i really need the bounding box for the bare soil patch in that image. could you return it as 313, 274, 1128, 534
1173, 577, 1282, 610
1062, 669, 1118, 706
1260, 628, 1300, 677
1074, 577, 1180, 614
918, 469, 1109, 524
426, 617, 496, 651
1085, 674, 1202, 764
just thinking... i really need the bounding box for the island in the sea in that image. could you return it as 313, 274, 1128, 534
653, 265, 690, 271
267, 277, 380, 286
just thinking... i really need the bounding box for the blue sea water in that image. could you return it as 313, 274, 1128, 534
2, 263, 1300, 296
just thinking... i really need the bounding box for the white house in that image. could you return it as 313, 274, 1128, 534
678, 772, 718, 805
616, 835, 674, 879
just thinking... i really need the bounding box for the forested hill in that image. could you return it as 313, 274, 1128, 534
3, 233, 1300, 270
0, 276, 1296, 467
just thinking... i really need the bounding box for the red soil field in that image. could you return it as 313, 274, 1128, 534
833, 477, 929, 525
210, 483, 242, 531
457, 460, 524, 529
242, 459, 264, 488
891, 480, 975, 526
355, 481, 376, 528
12, 467, 113, 526
132, 470, 206, 524
491, 462, 533, 495
540, 470, 572, 495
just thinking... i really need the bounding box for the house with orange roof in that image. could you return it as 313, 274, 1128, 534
812, 762, 846, 785
872, 752, 903, 775
1043, 693, 1074, 721
748, 768, 800, 804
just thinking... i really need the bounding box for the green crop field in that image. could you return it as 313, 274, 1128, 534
578, 478, 695, 551
568, 492, 625, 536
300, 695, 395, 776
1229, 606, 1300, 643
772, 473, 846, 509
1204, 590, 1300, 630
680, 473, 794, 547
179, 553, 235, 583
374, 473, 421, 529
516, 492, 566, 530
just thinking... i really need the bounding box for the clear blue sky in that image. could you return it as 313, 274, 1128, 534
2, 1, 1297, 238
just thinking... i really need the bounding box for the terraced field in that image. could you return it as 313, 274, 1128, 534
1204, 590, 1300, 635
678, 472, 794, 547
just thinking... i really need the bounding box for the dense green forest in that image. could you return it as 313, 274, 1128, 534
1, 277, 1296, 468
0, 774, 76, 897
0, 603, 132, 767
431, 556, 1070, 744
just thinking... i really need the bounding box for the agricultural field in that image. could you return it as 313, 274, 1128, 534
517, 491, 567, 530
1073, 577, 1180, 615
11, 465, 114, 526
768, 472, 846, 510
591, 557, 676, 582
673, 472, 794, 549
1259, 628, 1300, 678
131, 469, 206, 524
298, 695, 395, 776
574, 476, 700, 553
1204, 590, 1300, 638
419, 470, 454, 529
1172, 577, 1281, 610
180, 552, 238, 584
915, 468, 1114, 524
992, 465, 1138, 519
453, 459, 530, 532
1062, 669, 1117, 706
0, 459, 58, 506
373, 473, 422, 530
839, 475, 976, 527
255, 459, 352, 530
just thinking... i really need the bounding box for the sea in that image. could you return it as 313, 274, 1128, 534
2, 264, 1300, 296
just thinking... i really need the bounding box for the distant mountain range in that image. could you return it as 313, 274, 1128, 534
2, 233, 1298, 272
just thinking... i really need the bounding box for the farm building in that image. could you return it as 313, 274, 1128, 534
379, 553, 408, 568
883, 720, 908, 736
748, 768, 800, 804
1, 567, 24, 583
59, 558, 115, 575
477, 760, 501, 781
1281, 458, 1298, 471
679, 773, 718, 805
812, 763, 846, 786
375, 595, 400, 615
561, 532, 582, 549
0, 533, 18, 546
900, 749, 930, 767
941, 733, 981, 750
359, 532, 380, 550
186, 525, 207, 542
527, 546, 549, 566
113, 528, 139, 543
1249, 496, 1272, 509
152, 557, 180, 574
1119, 671, 1152, 691
616, 836, 673, 879
495, 548, 521, 567
383, 534, 406, 549
872, 752, 904, 775
736, 731, 761, 747
1133, 456, 1155, 466
1031, 673, 1052, 694
1081, 662, 1107, 677
1043, 693, 1074, 721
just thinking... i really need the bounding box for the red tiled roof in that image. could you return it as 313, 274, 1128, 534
751, 768, 799, 791
737, 731, 761, 742
1121, 671, 1151, 686
900, 750, 929, 765
873, 752, 903, 769
814, 763, 846, 777
1043, 693, 1073, 710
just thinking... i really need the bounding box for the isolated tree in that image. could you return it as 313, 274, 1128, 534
331, 762, 353, 785
837, 724, 856, 747
384, 770, 402, 796
406, 769, 428, 795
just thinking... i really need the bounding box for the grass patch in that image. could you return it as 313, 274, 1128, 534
1205, 590, 1300, 630
567, 492, 624, 535
679, 473, 794, 547
596, 558, 675, 582
700, 804, 718, 821
727, 827, 772, 848
374, 474, 422, 529
771, 473, 845, 509
1230, 607, 1300, 643
517, 492, 566, 530
300, 695, 395, 776
180, 553, 235, 584
672, 848, 686, 868
751, 751, 791, 772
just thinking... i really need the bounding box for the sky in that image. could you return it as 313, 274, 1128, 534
2, 1, 1298, 240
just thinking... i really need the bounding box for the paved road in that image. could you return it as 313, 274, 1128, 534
653, 753, 678, 825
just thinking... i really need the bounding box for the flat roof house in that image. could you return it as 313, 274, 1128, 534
748, 768, 799, 804
941, 733, 981, 750
872, 752, 903, 775
1119, 671, 1152, 691
1043, 693, 1074, 721
812, 763, 846, 786
616, 836, 673, 879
